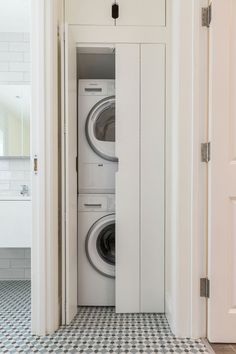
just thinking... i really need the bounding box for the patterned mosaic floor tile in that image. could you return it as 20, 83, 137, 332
0, 281, 208, 353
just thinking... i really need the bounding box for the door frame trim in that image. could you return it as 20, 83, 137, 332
64, 0, 208, 335
165, 0, 208, 338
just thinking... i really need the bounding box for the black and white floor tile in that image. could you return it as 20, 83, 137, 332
0, 281, 208, 353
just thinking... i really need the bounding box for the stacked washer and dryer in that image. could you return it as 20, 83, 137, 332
78, 80, 117, 306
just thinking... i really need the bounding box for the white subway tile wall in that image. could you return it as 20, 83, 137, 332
0, 32, 30, 84
0, 248, 31, 280
0, 32, 31, 195
0, 32, 31, 280
0, 158, 31, 196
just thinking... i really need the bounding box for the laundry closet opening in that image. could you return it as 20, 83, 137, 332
77, 46, 117, 307
64, 38, 165, 319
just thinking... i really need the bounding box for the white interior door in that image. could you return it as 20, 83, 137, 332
64, 25, 78, 324
208, 0, 236, 342
116, 0, 166, 26
65, 0, 114, 25
116, 44, 140, 313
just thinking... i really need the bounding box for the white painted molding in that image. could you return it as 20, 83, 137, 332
165, 0, 207, 338
191, 0, 209, 339
31, 0, 60, 335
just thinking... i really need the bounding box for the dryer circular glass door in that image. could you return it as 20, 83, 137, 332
86, 214, 115, 278
85, 96, 118, 162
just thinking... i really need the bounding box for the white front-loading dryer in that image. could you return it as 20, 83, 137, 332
78, 80, 118, 194
78, 194, 115, 306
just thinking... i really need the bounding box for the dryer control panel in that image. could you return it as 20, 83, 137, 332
79, 80, 115, 96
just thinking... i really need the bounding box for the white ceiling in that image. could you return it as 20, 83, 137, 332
0, 0, 30, 32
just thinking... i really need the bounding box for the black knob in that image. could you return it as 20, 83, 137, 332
112, 3, 119, 19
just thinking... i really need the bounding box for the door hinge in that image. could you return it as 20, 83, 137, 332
202, 3, 212, 28
200, 278, 210, 298
201, 142, 211, 163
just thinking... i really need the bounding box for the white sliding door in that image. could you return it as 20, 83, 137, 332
116, 44, 140, 313
140, 44, 165, 312
31, 0, 61, 335
64, 26, 78, 324
208, 0, 236, 342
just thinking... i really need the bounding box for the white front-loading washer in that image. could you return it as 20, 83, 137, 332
78, 194, 115, 306
78, 80, 118, 194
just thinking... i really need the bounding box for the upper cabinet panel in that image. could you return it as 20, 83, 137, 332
116, 0, 166, 26
65, 0, 114, 25
65, 0, 166, 27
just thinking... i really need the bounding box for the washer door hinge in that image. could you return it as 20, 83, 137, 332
200, 278, 210, 298
202, 3, 212, 28
201, 142, 211, 163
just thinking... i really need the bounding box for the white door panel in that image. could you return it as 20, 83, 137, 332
140, 44, 165, 312
117, 0, 166, 26
115, 44, 140, 313
65, 0, 114, 25
116, 43, 165, 313
65, 26, 78, 324
208, 0, 236, 342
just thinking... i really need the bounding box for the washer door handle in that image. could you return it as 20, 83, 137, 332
84, 203, 102, 207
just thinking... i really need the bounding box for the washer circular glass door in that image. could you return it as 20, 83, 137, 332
85, 96, 118, 162
86, 214, 115, 278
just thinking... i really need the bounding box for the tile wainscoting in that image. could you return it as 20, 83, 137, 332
0, 158, 31, 196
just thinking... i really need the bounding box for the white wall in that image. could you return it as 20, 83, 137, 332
0, 0, 30, 33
